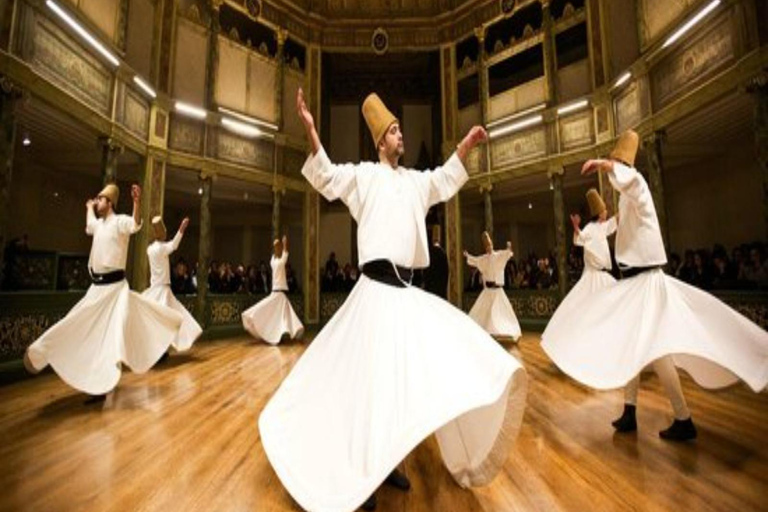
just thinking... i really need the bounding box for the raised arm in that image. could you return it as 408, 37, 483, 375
165, 217, 189, 255
570, 213, 587, 246
85, 198, 97, 235
297, 89, 359, 209
463, 249, 479, 268
422, 126, 488, 207
605, 215, 618, 237
281, 235, 289, 262
131, 184, 142, 227
582, 159, 654, 214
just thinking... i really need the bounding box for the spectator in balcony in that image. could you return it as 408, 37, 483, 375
740, 244, 768, 288
171, 258, 194, 294
242, 235, 303, 344
24, 184, 182, 402
255, 260, 271, 294
690, 250, 712, 290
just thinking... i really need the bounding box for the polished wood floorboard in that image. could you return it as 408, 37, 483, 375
0, 334, 766, 512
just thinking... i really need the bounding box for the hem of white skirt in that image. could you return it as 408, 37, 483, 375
259, 364, 525, 512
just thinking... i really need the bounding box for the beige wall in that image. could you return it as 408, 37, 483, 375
665, 139, 764, 254
319, 208, 353, 268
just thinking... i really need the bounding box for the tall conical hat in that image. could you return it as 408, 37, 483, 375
610, 130, 639, 167
151, 215, 167, 239
362, 93, 398, 148
98, 183, 119, 205
586, 188, 606, 217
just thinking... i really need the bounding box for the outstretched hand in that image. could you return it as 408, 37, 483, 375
581, 159, 613, 176
296, 88, 314, 130
131, 184, 141, 202
570, 213, 581, 228
180, 217, 190, 234
463, 250, 469, 258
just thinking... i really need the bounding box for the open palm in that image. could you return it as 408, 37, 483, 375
297, 88, 314, 129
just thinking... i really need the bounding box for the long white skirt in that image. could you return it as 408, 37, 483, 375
541, 269, 768, 392
141, 284, 202, 352
541, 267, 616, 344
259, 275, 528, 512
25, 280, 183, 395
468, 287, 522, 340
242, 291, 304, 345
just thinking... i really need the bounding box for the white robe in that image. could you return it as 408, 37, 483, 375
141, 231, 202, 352
466, 249, 522, 340
259, 148, 527, 512
542, 163, 768, 392
241, 251, 304, 344
26, 212, 183, 395
541, 218, 617, 346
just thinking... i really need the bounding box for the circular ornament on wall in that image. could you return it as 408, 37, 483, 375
372, 27, 389, 55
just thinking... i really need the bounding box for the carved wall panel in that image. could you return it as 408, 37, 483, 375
216, 35, 249, 112
651, 12, 736, 110
559, 109, 594, 150
247, 54, 277, 123
638, 0, 699, 48
215, 129, 274, 170
491, 126, 547, 168
614, 80, 644, 134
169, 114, 204, 154
172, 17, 208, 105
63, 0, 121, 44
283, 146, 307, 179
25, 7, 112, 114
283, 69, 305, 139
118, 85, 150, 139
488, 77, 546, 122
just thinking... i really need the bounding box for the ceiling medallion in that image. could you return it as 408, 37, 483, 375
246, 0, 261, 18
500, 0, 516, 15
371, 27, 389, 55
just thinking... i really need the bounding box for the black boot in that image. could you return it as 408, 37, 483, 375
360, 494, 376, 511
385, 468, 411, 491
83, 394, 107, 405
611, 404, 637, 432
659, 417, 697, 441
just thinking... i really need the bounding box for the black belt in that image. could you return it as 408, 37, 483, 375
485, 281, 502, 289
362, 260, 413, 288
90, 269, 125, 285
273, 289, 288, 294
619, 265, 661, 280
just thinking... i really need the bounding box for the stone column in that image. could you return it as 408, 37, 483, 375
551, 168, 568, 299
481, 183, 493, 238
194, 175, 212, 325
272, 187, 282, 241
99, 137, 122, 186
131, 156, 166, 291
643, 131, 670, 248
542, 0, 559, 105
445, 193, 463, 308
303, 45, 322, 325
275, 29, 287, 131
475, 27, 492, 177
0, 83, 19, 288
204, 2, 221, 110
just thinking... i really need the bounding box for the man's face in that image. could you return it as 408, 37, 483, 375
599, 210, 608, 222
378, 123, 404, 161
95, 195, 111, 216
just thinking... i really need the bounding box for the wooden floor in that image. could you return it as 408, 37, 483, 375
0, 334, 766, 512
